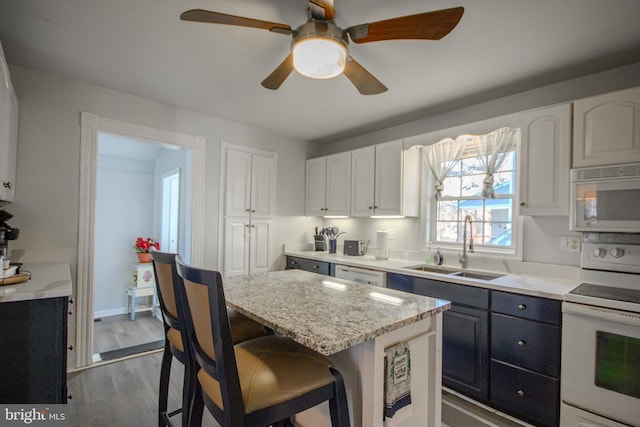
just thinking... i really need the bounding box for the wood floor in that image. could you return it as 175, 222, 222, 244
93, 311, 165, 356
67, 351, 220, 427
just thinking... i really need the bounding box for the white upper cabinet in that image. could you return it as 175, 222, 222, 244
351, 140, 420, 217
305, 156, 327, 216
350, 146, 376, 216
519, 103, 572, 215
0, 40, 18, 203
573, 86, 640, 167
225, 148, 276, 218
305, 152, 351, 216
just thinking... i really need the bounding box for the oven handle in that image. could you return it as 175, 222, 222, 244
563, 302, 640, 327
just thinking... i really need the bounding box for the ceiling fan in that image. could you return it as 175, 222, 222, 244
180, 1, 464, 95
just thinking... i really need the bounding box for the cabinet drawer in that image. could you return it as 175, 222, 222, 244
388, 273, 489, 309
491, 313, 560, 377
492, 291, 561, 325
490, 360, 559, 427
286, 256, 331, 276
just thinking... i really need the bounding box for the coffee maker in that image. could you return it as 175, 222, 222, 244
0, 209, 20, 267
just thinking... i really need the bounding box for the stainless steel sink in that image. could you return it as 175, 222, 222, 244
405, 265, 504, 281
449, 271, 504, 281
406, 265, 460, 274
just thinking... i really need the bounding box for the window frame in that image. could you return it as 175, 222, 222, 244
423, 133, 523, 261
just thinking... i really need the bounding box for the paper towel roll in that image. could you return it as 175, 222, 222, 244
377, 231, 390, 249
376, 231, 390, 260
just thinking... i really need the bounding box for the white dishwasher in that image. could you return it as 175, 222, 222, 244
334, 264, 387, 287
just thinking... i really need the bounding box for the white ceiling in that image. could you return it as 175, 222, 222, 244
1, 0, 640, 144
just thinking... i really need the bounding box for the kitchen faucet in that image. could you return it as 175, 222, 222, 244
458, 215, 474, 268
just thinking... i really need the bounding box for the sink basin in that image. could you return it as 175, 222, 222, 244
405, 265, 504, 281
449, 271, 504, 281
406, 265, 459, 274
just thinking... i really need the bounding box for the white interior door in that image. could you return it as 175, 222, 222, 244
162, 169, 180, 253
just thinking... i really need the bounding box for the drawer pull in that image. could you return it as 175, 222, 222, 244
517, 340, 526, 347
518, 304, 527, 310
517, 390, 525, 397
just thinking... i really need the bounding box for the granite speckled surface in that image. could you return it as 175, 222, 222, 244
0, 262, 72, 302
224, 269, 450, 356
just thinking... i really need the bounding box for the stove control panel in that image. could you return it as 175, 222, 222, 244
582, 242, 640, 274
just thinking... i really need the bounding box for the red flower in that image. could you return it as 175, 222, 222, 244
134, 237, 159, 253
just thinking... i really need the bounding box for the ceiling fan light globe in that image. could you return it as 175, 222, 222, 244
292, 38, 347, 79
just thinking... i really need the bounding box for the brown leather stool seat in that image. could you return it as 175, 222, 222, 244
175, 256, 350, 427
198, 335, 336, 414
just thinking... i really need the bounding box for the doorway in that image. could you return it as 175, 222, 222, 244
92, 133, 185, 362
76, 112, 205, 369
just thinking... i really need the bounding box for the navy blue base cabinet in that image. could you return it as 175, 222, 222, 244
285, 256, 333, 276
0, 297, 68, 404
389, 273, 561, 427
388, 273, 490, 400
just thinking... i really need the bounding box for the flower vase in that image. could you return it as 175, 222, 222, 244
136, 252, 152, 264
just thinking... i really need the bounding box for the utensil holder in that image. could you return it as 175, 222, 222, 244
314, 235, 326, 251
328, 239, 337, 254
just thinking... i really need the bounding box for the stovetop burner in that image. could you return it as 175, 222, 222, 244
570, 283, 640, 305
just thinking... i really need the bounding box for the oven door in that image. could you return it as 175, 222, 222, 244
562, 302, 640, 426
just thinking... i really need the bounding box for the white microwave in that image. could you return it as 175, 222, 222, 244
570, 163, 640, 232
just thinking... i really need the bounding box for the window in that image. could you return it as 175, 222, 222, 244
430, 138, 518, 252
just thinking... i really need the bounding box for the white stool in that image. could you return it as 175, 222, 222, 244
125, 285, 157, 320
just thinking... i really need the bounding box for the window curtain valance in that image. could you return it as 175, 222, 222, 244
475, 127, 520, 198
423, 127, 519, 200
422, 135, 469, 200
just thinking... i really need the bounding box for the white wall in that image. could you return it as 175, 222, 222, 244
94, 155, 155, 316
9, 65, 317, 272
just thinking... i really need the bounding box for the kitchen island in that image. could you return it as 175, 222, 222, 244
224, 269, 450, 427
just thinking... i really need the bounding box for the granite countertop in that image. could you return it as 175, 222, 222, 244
285, 250, 579, 300
223, 269, 450, 356
0, 262, 73, 303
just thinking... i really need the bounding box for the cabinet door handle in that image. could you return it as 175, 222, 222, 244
517, 340, 526, 347
517, 390, 525, 397
518, 304, 527, 310
2, 182, 12, 189
519, 201, 525, 206
246, 208, 251, 212
368, 206, 373, 210
68, 345, 74, 351
251, 209, 255, 213
313, 265, 320, 269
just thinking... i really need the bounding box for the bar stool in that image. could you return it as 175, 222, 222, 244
175, 256, 350, 427
151, 250, 271, 427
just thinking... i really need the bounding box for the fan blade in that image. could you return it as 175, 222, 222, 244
261, 54, 294, 90
343, 57, 388, 95
346, 7, 464, 43
180, 9, 292, 34
309, 0, 335, 20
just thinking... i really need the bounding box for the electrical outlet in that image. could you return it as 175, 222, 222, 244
560, 236, 581, 252
387, 228, 396, 240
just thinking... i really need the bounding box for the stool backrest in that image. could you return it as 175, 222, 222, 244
150, 249, 183, 332
175, 256, 244, 424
